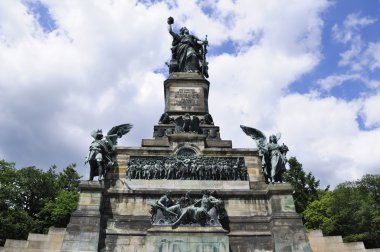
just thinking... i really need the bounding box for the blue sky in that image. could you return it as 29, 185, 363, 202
290, 1, 379, 99
0, 0, 379, 187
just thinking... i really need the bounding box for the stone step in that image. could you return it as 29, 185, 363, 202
307, 230, 323, 237
48, 227, 66, 235
307, 230, 378, 252
309, 235, 343, 244
341, 241, 366, 250
27, 234, 49, 242
0, 250, 61, 252
4, 239, 28, 248
26, 240, 62, 250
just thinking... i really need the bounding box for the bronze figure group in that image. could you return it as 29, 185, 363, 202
127, 155, 248, 181
150, 190, 228, 229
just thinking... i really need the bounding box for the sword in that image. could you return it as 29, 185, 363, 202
202, 35, 208, 77
149, 202, 178, 217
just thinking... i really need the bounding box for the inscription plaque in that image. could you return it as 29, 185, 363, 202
167, 86, 206, 112
174, 89, 200, 109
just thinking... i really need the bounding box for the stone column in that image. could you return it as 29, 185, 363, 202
61, 181, 104, 252
268, 183, 313, 252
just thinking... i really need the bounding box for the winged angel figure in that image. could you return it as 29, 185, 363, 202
85, 124, 133, 181
240, 125, 289, 183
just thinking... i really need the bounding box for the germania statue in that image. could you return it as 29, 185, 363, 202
167, 16, 209, 78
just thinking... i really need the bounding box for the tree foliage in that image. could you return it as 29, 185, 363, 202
303, 174, 380, 248
282, 158, 379, 248
283, 157, 327, 214
0, 160, 81, 245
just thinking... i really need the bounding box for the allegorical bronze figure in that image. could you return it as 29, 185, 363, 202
167, 16, 209, 78
150, 190, 228, 229
85, 124, 132, 181
240, 125, 289, 183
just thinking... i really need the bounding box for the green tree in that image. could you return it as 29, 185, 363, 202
0, 160, 81, 245
39, 164, 81, 229
0, 160, 39, 244
283, 157, 327, 214
303, 191, 337, 233
303, 174, 380, 248
39, 190, 79, 228
57, 164, 81, 191
16, 166, 59, 218
0, 208, 38, 245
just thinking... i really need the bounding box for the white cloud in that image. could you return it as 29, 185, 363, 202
332, 13, 376, 44
318, 12, 380, 93
1, 0, 378, 187
276, 94, 380, 186
316, 73, 361, 91
331, 12, 378, 71
360, 91, 380, 128
343, 13, 376, 30
365, 42, 380, 71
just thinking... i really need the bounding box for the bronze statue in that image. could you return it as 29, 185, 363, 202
127, 154, 248, 181
150, 191, 228, 229
172, 190, 223, 227
85, 124, 132, 181
167, 17, 209, 78
158, 112, 171, 124
174, 114, 201, 133
240, 125, 289, 183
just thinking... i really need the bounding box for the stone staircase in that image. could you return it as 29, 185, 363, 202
308, 230, 380, 252
2, 228, 380, 251
0, 227, 65, 252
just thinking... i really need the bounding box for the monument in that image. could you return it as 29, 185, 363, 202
60, 17, 312, 252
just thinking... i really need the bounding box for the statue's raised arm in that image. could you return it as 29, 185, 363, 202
167, 17, 176, 38
166, 17, 209, 78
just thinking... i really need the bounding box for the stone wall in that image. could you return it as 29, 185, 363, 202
0, 227, 65, 252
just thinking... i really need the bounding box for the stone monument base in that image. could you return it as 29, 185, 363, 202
146, 226, 229, 252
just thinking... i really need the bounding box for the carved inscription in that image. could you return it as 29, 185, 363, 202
174, 89, 200, 109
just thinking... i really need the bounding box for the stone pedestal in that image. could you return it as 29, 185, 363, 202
61, 182, 104, 252
164, 72, 210, 114
268, 184, 313, 252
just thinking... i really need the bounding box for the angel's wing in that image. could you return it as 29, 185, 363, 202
107, 124, 133, 145
240, 125, 268, 152
159, 113, 171, 124
276, 132, 281, 142
108, 124, 133, 137
90, 130, 98, 139
240, 125, 266, 140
